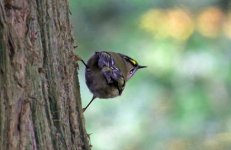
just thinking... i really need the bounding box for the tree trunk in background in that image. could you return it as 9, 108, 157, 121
0, 0, 90, 150
218, 0, 231, 12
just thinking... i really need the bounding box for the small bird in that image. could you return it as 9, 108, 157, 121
81, 51, 146, 111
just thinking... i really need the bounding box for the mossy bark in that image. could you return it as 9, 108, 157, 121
0, 0, 90, 149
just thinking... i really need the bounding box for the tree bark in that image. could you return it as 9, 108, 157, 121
0, 0, 90, 150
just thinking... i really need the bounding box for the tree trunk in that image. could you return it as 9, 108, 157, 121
0, 0, 90, 150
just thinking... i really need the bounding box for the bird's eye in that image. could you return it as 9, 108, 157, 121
130, 69, 134, 74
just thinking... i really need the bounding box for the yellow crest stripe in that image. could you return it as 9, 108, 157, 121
130, 59, 137, 65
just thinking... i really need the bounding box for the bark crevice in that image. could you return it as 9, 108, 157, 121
0, 0, 90, 149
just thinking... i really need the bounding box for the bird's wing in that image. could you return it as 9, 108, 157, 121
97, 52, 112, 67
96, 52, 125, 95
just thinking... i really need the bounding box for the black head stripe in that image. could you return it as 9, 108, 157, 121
129, 59, 138, 66
121, 55, 137, 66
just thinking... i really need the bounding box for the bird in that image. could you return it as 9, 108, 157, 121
80, 51, 146, 112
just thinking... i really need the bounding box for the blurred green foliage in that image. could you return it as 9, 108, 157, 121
70, 0, 231, 149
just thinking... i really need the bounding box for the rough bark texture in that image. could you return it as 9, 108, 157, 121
0, 0, 90, 149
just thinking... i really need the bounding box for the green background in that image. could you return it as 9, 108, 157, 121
70, 0, 231, 149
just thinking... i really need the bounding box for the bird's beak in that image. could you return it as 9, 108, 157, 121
138, 65, 147, 69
